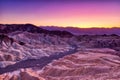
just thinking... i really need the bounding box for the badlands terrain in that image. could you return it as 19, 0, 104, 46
0, 24, 120, 80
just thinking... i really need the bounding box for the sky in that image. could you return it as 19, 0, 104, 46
0, 0, 120, 28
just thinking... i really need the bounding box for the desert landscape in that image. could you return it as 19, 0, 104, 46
0, 24, 120, 80
0, 0, 120, 80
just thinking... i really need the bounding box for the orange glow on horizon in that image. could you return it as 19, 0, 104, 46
0, 0, 120, 28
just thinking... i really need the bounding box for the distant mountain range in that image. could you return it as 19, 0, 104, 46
41, 26, 120, 35
0, 24, 120, 35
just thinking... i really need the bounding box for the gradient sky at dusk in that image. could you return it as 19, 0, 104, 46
0, 0, 120, 28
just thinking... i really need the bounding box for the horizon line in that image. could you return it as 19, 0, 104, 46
0, 23, 120, 29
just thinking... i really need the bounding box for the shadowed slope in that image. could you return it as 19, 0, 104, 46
0, 24, 73, 37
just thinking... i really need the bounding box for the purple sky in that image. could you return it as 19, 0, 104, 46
0, 0, 120, 28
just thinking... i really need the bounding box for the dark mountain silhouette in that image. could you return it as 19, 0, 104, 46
1, 24, 119, 36
0, 24, 73, 37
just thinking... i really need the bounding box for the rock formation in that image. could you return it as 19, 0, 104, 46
0, 24, 120, 80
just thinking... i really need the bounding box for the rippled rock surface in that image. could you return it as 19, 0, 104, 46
0, 48, 120, 80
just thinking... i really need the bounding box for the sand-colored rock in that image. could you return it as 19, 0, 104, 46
9, 75, 19, 80
0, 69, 45, 80
0, 49, 120, 80
39, 49, 120, 80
